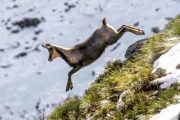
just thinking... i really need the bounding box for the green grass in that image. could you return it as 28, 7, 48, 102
49, 96, 81, 120
48, 16, 180, 120
116, 84, 180, 119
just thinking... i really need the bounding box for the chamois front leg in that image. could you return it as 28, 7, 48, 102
117, 25, 145, 37
66, 66, 81, 91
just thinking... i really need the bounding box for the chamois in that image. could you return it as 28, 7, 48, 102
42, 18, 145, 91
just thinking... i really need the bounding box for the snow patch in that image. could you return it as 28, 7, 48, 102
150, 103, 180, 120
152, 43, 180, 89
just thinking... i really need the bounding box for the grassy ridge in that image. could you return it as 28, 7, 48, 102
48, 16, 180, 120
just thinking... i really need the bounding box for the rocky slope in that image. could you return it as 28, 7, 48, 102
48, 16, 180, 120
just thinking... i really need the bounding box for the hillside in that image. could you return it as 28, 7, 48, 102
48, 16, 180, 120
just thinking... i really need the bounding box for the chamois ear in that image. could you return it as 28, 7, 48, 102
102, 18, 107, 26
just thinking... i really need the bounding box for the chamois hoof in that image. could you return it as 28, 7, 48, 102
70, 85, 73, 90
66, 84, 73, 92
65, 87, 73, 92
66, 86, 70, 92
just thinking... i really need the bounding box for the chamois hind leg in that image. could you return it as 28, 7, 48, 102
109, 25, 145, 45
117, 25, 145, 36
66, 66, 81, 91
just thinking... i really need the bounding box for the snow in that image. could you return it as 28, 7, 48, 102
151, 42, 180, 120
152, 43, 180, 89
0, 0, 180, 119
153, 42, 180, 73
150, 103, 180, 120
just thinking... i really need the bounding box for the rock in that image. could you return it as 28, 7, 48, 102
36, 72, 42, 75
144, 67, 170, 90
133, 21, 139, 27
100, 100, 110, 108
151, 27, 160, 33
0, 49, 5, 52
12, 17, 43, 29
28, 8, 34, 12
116, 90, 130, 110
14, 52, 28, 59
153, 90, 160, 98
11, 29, 20, 34
80, 101, 91, 111
32, 37, 38, 41
165, 17, 174, 21
174, 95, 180, 102
147, 81, 163, 90
150, 65, 179, 90
45, 104, 50, 108
137, 115, 146, 120
9, 111, 14, 116
91, 70, 95, 77
51, 103, 56, 107
35, 100, 41, 110
86, 115, 94, 120
106, 111, 115, 118
176, 64, 180, 69
33, 44, 41, 52
13, 5, 18, 8
155, 8, 160, 12
24, 46, 32, 50
52, 9, 56, 12
156, 67, 166, 75
125, 38, 148, 59
64, 2, 76, 12
6, 27, 11, 30
81, 102, 93, 119
151, 67, 167, 80
34, 29, 43, 35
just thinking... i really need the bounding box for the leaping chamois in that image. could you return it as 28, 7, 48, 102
42, 18, 145, 91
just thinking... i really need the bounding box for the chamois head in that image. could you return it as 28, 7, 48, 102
42, 43, 60, 62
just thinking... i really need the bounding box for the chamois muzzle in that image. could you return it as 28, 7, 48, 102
42, 44, 48, 49
42, 44, 53, 62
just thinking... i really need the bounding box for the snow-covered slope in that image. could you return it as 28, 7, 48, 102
0, 0, 180, 119
150, 103, 180, 120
